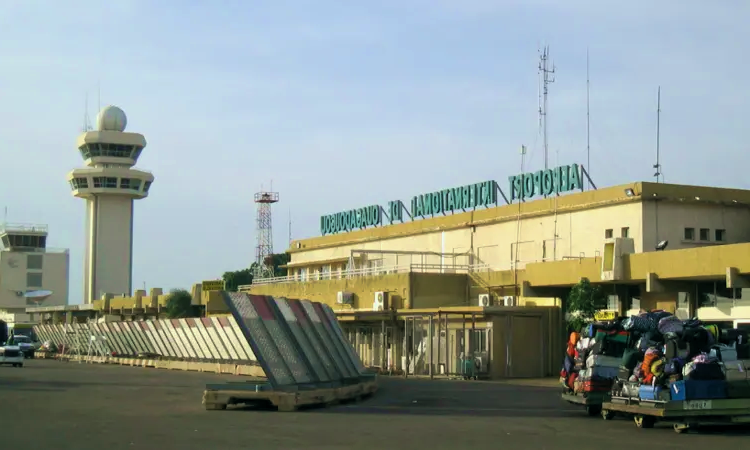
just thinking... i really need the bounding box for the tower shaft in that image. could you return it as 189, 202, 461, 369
254, 191, 279, 279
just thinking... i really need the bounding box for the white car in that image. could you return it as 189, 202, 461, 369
0, 344, 24, 367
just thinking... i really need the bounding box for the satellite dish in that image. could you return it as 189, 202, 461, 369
24, 290, 53, 304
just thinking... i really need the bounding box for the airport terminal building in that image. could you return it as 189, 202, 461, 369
242, 162, 750, 378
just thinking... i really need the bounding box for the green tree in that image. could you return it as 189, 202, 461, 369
164, 288, 196, 319
566, 278, 608, 332
222, 265, 255, 292
265, 253, 291, 277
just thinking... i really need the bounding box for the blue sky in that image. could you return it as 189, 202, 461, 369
1, 1, 748, 303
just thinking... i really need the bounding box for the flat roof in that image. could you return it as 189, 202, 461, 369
290, 181, 750, 253
26, 304, 95, 313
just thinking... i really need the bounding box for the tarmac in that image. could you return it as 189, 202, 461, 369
1, 360, 748, 450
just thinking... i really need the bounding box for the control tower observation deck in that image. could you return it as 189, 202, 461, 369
67, 105, 155, 303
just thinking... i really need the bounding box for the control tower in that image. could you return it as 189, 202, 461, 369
67, 105, 154, 303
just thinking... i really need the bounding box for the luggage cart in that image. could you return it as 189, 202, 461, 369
602, 396, 750, 433
561, 392, 611, 417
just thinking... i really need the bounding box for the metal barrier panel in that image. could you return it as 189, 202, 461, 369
111, 322, 137, 355
189, 318, 216, 360
125, 322, 151, 353
147, 321, 176, 358
181, 318, 208, 359
208, 317, 241, 361
221, 291, 297, 389
319, 304, 367, 374
199, 318, 231, 361
275, 297, 332, 383
310, 301, 360, 379
286, 300, 341, 381
91, 323, 113, 355
101, 323, 128, 356
253, 295, 317, 385
226, 316, 257, 361
162, 320, 190, 358
299, 300, 355, 380
181, 319, 209, 359
169, 319, 198, 359
136, 321, 161, 355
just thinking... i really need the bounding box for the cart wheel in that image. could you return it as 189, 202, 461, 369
673, 424, 690, 434
586, 405, 602, 416
634, 415, 655, 429
601, 409, 615, 421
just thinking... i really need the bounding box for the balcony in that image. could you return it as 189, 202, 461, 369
240, 263, 491, 289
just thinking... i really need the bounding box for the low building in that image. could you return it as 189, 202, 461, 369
0, 223, 69, 322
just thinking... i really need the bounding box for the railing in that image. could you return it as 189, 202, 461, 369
0, 223, 49, 233
241, 263, 491, 289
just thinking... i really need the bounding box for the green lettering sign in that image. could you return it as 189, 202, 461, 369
409, 180, 497, 220
320, 205, 382, 235
508, 164, 583, 202
319, 164, 585, 236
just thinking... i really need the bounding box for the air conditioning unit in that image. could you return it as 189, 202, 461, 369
478, 294, 491, 307
336, 291, 353, 305
503, 296, 514, 307
373, 291, 389, 311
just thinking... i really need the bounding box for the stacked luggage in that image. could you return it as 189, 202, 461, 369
561, 311, 750, 404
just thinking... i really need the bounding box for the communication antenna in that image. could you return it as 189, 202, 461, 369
83, 92, 92, 132
513, 145, 526, 296
653, 87, 662, 183
586, 48, 591, 190
538, 45, 556, 170
288, 208, 292, 247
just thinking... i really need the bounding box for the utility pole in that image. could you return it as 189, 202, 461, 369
586, 48, 591, 190
539, 46, 555, 170
653, 87, 662, 183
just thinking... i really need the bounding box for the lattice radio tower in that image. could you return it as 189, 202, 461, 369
253, 185, 279, 279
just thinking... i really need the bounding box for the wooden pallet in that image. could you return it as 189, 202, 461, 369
202, 378, 379, 412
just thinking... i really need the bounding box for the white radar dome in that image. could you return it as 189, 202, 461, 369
96, 105, 127, 132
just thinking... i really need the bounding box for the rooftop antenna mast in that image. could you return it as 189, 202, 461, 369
83, 92, 92, 132
586, 48, 591, 190
253, 182, 279, 279
288, 208, 292, 247
653, 86, 662, 183
538, 45, 556, 170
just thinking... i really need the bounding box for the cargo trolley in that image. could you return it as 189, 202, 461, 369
601, 396, 750, 433
561, 392, 611, 417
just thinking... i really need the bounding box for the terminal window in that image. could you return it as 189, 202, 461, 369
605, 229, 613, 239
26, 272, 43, 288
144, 181, 152, 193
684, 227, 695, 241
699, 228, 710, 241
621, 227, 630, 238
715, 229, 726, 242
80, 143, 138, 159
27, 254, 43, 270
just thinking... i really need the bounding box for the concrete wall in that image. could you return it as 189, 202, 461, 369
641, 200, 750, 252
0, 250, 69, 310
85, 195, 134, 302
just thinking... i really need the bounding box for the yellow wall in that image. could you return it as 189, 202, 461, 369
410, 273, 468, 308
246, 273, 411, 311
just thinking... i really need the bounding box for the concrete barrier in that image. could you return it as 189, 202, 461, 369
37, 352, 266, 378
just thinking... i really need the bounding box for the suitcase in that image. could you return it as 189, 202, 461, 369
670, 379, 727, 401
582, 377, 613, 393
639, 384, 669, 401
